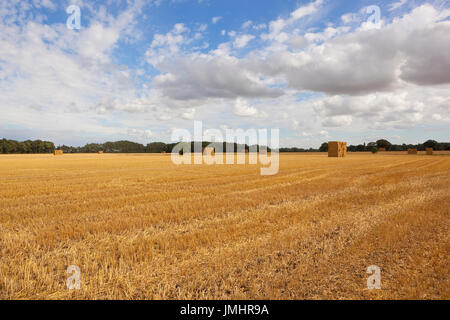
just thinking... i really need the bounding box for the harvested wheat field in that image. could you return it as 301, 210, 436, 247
0, 153, 449, 300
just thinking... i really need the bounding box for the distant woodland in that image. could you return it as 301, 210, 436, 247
0, 138, 449, 154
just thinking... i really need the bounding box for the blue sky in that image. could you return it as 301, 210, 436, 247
0, 0, 449, 147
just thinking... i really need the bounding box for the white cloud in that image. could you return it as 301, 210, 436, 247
253, 23, 267, 30
212, 16, 222, 24
151, 54, 284, 100
389, 0, 408, 12
137, 3, 450, 137
341, 13, 360, 24
233, 34, 255, 48
0, 0, 151, 141
262, 0, 324, 41
173, 23, 188, 34
251, 5, 450, 95
322, 115, 353, 127
242, 20, 252, 29
197, 24, 208, 32
288, 35, 308, 49
181, 108, 196, 120
127, 128, 152, 140
232, 98, 267, 118
399, 21, 450, 85
290, 0, 323, 20
32, 0, 56, 10
309, 86, 449, 129
146, 23, 190, 65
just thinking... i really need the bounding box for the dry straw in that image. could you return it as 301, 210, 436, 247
408, 149, 418, 155
328, 141, 347, 157
426, 148, 433, 155
53, 150, 63, 156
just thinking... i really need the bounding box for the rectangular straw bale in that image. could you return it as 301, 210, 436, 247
328, 141, 347, 157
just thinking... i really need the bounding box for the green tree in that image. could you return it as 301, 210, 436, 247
376, 139, 392, 150
146, 142, 167, 153
423, 140, 439, 150
319, 142, 328, 152
356, 144, 365, 152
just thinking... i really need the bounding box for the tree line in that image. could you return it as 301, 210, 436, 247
0, 139, 271, 154
58, 141, 272, 153
279, 139, 450, 152
316, 139, 450, 153
1, 138, 448, 154
0, 139, 55, 154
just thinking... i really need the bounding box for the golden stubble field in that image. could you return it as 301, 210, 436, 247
0, 152, 449, 299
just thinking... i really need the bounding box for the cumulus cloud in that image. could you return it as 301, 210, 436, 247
399, 21, 450, 85
309, 86, 449, 129
181, 108, 196, 120
250, 4, 450, 96
137, 2, 450, 135
389, 0, 408, 12
0, 19, 135, 113
254, 23, 267, 30
128, 128, 152, 139
212, 16, 222, 24
32, 0, 56, 10
146, 23, 190, 65
233, 34, 255, 48
341, 13, 360, 24
322, 115, 353, 127
287, 35, 308, 49
145, 2, 450, 109
233, 98, 258, 116
0, 0, 154, 142
261, 0, 324, 41
232, 98, 267, 118
242, 20, 252, 29
152, 54, 284, 100
197, 24, 208, 32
